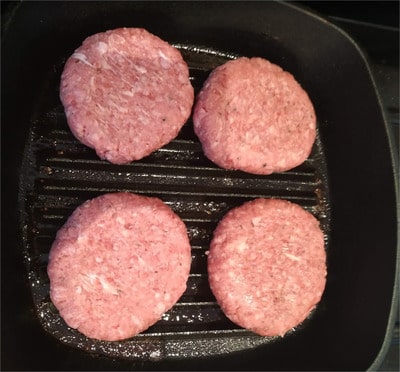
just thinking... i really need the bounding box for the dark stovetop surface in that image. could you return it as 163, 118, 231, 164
302, 3, 399, 371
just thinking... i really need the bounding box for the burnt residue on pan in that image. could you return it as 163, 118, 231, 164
18, 45, 331, 360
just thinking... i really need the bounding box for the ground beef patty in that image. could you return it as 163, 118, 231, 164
47, 192, 191, 341
193, 57, 316, 174
208, 198, 326, 337
60, 28, 194, 164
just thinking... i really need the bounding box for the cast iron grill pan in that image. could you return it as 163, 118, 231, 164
19, 44, 330, 361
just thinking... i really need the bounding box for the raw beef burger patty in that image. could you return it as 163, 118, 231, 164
208, 198, 326, 337
47, 192, 191, 341
60, 28, 194, 164
193, 57, 316, 174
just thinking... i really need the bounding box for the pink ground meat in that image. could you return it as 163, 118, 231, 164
47, 192, 191, 341
193, 57, 316, 175
60, 28, 194, 164
208, 198, 326, 337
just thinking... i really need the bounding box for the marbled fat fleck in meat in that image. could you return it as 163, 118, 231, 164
193, 57, 316, 174
60, 28, 194, 164
47, 192, 192, 341
207, 198, 326, 337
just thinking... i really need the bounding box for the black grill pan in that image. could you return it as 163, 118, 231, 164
19, 44, 331, 361
2, 1, 398, 371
